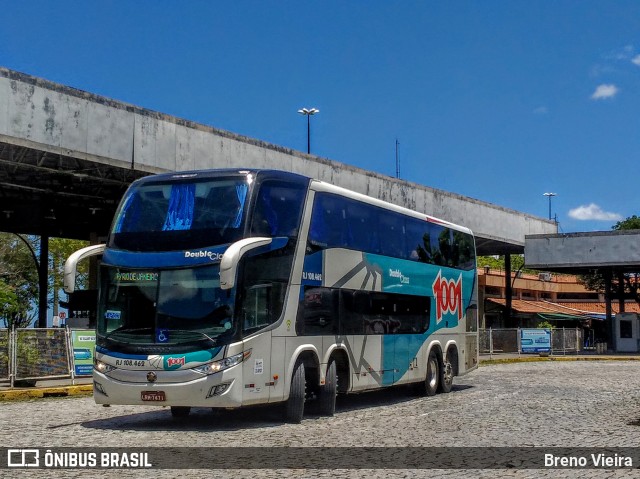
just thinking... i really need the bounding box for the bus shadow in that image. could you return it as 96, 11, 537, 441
330, 383, 474, 414
80, 405, 288, 432
80, 384, 474, 432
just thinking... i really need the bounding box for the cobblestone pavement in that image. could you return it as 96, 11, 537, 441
2, 361, 640, 478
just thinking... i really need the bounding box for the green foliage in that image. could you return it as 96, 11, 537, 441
0, 234, 89, 328
0, 234, 38, 328
537, 320, 554, 330
612, 215, 640, 231
0, 280, 21, 325
49, 238, 89, 292
477, 254, 538, 274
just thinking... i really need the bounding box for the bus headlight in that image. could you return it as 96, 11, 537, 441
192, 350, 251, 375
94, 359, 116, 374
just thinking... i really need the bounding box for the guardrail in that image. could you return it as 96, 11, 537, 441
479, 328, 583, 358
0, 326, 591, 387
0, 327, 94, 388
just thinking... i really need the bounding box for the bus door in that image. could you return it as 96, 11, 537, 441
241, 284, 274, 405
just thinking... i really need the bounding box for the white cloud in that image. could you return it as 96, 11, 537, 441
568, 204, 622, 221
632, 54, 640, 66
591, 84, 619, 100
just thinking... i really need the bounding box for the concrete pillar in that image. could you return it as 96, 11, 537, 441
504, 254, 512, 327
604, 270, 614, 352
38, 235, 48, 328
617, 270, 626, 314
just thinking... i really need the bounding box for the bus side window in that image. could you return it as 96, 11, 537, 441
378, 211, 406, 258
251, 181, 306, 238
242, 284, 272, 331
251, 186, 278, 236
309, 194, 343, 248
346, 201, 377, 253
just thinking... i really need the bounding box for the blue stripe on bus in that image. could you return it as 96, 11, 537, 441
103, 247, 228, 268
96, 345, 223, 364
102, 238, 290, 268
96, 346, 148, 359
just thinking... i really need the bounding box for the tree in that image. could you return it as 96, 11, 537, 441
0, 234, 39, 328
613, 215, 640, 230
477, 254, 532, 273
578, 216, 640, 305
0, 233, 89, 328
49, 238, 89, 318
0, 280, 21, 324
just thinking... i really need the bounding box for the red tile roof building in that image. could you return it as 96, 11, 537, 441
478, 268, 640, 329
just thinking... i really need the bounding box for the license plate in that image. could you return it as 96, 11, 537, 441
141, 391, 166, 401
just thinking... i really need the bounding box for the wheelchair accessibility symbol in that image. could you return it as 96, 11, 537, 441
156, 329, 169, 343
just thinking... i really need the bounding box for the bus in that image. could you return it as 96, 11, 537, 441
64, 168, 478, 423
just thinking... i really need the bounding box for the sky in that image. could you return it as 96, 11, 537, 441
2, 1, 640, 233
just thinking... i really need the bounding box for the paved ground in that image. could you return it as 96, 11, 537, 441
2, 360, 640, 478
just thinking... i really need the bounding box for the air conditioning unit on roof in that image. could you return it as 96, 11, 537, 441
538, 272, 552, 282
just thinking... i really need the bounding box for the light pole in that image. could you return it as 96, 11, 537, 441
297, 108, 319, 154
543, 192, 556, 221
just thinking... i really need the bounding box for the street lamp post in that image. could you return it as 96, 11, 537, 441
543, 192, 556, 221
297, 108, 319, 154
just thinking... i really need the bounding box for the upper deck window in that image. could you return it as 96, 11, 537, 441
308, 192, 476, 270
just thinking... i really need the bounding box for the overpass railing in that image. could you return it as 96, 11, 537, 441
479, 328, 584, 358
0, 327, 93, 388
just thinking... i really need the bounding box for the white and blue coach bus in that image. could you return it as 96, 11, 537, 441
64, 169, 478, 423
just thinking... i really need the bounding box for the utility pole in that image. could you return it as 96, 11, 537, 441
543, 192, 556, 221
395, 139, 400, 179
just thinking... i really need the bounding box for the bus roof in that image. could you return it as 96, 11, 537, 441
131, 168, 473, 237
310, 179, 474, 237
132, 168, 309, 185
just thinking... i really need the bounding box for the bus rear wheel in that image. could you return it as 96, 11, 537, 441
284, 359, 306, 423
170, 406, 191, 417
417, 350, 439, 397
438, 350, 455, 393
317, 359, 337, 416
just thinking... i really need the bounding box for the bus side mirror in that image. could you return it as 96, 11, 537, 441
63, 244, 106, 294
219, 237, 272, 290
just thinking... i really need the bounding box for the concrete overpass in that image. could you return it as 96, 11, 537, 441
0, 67, 556, 254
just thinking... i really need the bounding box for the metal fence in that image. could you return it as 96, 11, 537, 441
480, 328, 584, 357
1, 327, 91, 388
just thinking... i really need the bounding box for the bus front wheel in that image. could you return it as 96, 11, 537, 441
317, 359, 337, 416
284, 359, 306, 423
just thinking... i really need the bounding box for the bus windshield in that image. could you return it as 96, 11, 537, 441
109, 177, 250, 251
97, 265, 236, 350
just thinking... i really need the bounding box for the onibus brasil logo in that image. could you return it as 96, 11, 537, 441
432, 271, 463, 323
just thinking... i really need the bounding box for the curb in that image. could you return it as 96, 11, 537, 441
480, 356, 640, 365
0, 384, 93, 402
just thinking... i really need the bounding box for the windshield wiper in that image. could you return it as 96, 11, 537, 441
103, 327, 153, 342
165, 329, 218, 346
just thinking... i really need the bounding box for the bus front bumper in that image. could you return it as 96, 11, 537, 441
92, 367, 243, 408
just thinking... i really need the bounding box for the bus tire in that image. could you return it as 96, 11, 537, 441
420, 350, 439, 397
438, 351, 455, 394
318, 359, 337, 416
170, 406, 191, 417
284, 359, 306, 423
